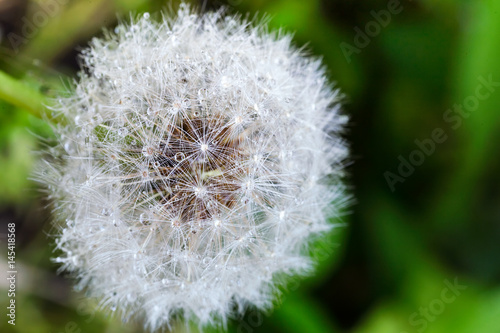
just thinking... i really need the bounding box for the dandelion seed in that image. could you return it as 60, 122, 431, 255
37, 3, 349, 332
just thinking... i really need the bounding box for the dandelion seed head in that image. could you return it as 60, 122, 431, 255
39, 3, 349, 331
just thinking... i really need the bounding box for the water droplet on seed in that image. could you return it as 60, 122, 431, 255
118, 127, 128, 136
174, 152, 185, 162
220, 76, 230, 88
142, 146, 154, 156
127, 293, 136, 302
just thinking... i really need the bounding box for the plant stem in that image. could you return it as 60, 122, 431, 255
0, 70, 47, 119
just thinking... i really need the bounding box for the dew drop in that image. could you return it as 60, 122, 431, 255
127, 293, 136, 302
142, 146, 154, 157
174, 152, 185, 162
118, 127, 128, 136
93, 114, 103, 124
64, 141, 75, 153
143, 12, 150, 19
220, 76, 230, 88
234, 116, 243, 124
198, 88, 207, 100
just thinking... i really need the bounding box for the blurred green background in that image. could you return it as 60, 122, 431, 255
1, 0, 499, 332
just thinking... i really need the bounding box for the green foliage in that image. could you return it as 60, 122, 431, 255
1, 0, 499, 332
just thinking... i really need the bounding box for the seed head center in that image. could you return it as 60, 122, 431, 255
138, 116, 243, 223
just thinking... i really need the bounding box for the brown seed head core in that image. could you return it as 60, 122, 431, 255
144, 115, 244, 223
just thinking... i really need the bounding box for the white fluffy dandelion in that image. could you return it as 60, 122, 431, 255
40, 4, 348, 331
